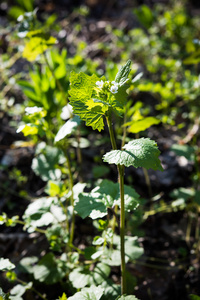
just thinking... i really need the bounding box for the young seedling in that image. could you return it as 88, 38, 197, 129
69, 60, 163, 295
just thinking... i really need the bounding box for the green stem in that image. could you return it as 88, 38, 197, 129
13, 219, 46, 234
106, 112, 126, 295
119, 165, 126, 294
106, 113, 117, 150
121, 105, 127, 149
65, 151, 75, 249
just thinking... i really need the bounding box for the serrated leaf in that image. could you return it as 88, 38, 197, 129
68, 285, 104, 300
115, 60, 131, 86
69, 72, 105, 131
0, 258, 15, 271
103, 138, 163, 171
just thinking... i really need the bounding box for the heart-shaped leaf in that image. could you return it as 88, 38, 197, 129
103, 138, 163, 171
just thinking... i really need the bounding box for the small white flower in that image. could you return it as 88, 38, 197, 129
110, 85, 118, 94
96, 80, 104, 89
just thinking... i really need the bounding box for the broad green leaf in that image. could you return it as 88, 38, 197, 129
0, 258, 15, 271
103, 138, 163, 171
100, 280, 121, 300
101, 249, 123, 266
31, 146, 65, 181
68, 285, 104, 300
75, 194, 108, 219
69, 71, 105, 131
113, 185, 139, 212
32, 253, 66, 284
127, 117, 160, 134
102, 236, 143, 265
10, 282, 32, 300
113, 83, 130, 112
115, 60, 131, 86
23, 197, 66, 229
124, 236, 144, 261
75, 180, 140, 219
18, 257, 38, 274
69, 263, 110, 289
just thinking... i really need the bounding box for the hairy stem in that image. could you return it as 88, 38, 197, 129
106, 112, 126, 294
119, 164, 126, 294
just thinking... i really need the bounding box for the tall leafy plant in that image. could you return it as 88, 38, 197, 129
69, 60, 163, 295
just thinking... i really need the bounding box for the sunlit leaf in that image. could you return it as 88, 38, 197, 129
68, 285, 104, 300
75, 180, 140, 219
32, 253, 66, 284
23, 31, 57, 61
69, 71, 105, 131
10, 283, 32, 300
0, 258, 15, 271
127, 117, 160, 134
17, 124, 38, 136
103, 138, 163, 171
69, 263, 110, 289
54, 116, 80, 142
116, 295, 140, 300
75, 194, 107, 219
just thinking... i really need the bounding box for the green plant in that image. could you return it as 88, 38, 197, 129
68, 60, 163, 296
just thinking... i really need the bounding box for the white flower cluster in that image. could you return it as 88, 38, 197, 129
95, 80, 119, 94
110, 81, 119, 94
